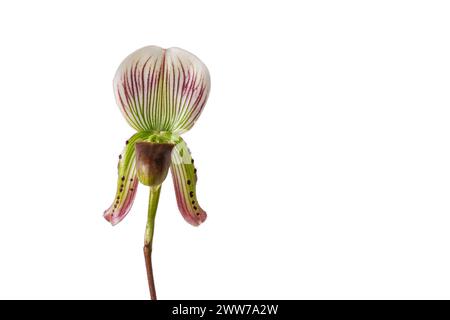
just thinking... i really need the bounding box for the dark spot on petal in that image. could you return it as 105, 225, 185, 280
114, 205, 117, 208
121, 176, 125, 181
130, 188, 134, 192
196, 212, 200, 216
193, 206, 197, 210
121, 184, 124, 188
194, 168, 197, 174
187, 180, 191, 185
192, 200, 195, 204
116, 196, 120, 200
191, 159, 194, 164
190, 191, 194, 197
130, 178, 133, 182
119, 155, 122, 159
126, 140, 129, 145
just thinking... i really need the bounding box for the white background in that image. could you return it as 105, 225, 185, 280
0, 0, 449, 299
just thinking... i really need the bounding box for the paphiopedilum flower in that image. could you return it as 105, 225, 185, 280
103, 46, 210, 299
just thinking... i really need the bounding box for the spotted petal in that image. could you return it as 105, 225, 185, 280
170, 138, 207, 226
113, 46, 210, 134
104, 132, 150, 225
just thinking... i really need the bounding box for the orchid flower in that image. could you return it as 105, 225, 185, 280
103, 46, 210, 299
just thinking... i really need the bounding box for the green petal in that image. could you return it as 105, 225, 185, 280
170, 138, 207, 226
104, 131, 151, 225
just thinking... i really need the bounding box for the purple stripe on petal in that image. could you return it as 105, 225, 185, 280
113, 46, 210, 133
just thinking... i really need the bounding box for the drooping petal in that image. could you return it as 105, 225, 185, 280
113, 46, 210, 133
170, 138, 207, 226
104, 132, 151, 225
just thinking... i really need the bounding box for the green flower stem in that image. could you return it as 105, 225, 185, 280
143, 185, 161, 300
145, 185, 161, 246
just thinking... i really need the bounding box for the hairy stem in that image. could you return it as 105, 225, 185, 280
143, 185, 161, 300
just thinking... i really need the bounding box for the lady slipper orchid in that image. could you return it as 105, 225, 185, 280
103, 46, 210, 299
